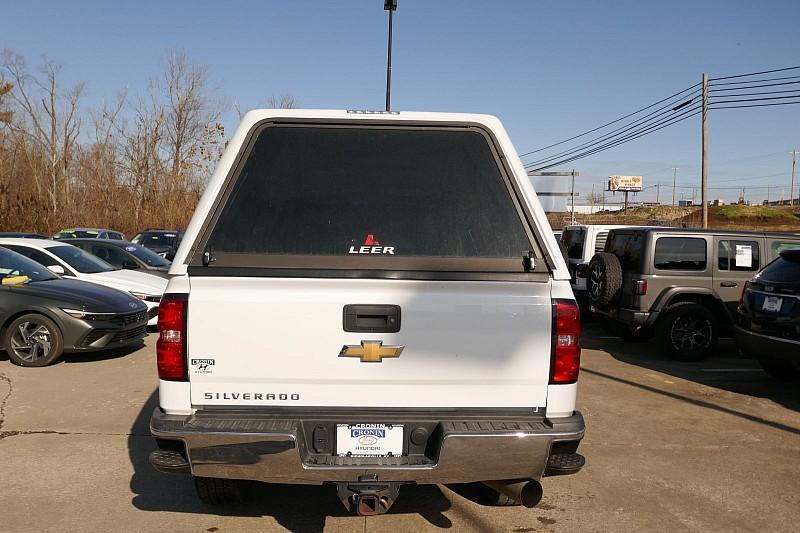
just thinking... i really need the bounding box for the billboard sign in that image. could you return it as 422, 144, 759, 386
608, 175, 643, 192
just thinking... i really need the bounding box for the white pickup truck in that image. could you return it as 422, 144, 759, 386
149, 109, 585, 515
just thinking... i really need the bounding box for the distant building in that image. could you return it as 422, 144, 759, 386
710, 199, 726, 206
678, 200, 694, 207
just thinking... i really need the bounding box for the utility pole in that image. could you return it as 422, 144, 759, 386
601, 182, 606, 211
384, 0, 397, 112
791, 149, 797, 206
656, 183, 660, 204
672, 167, 679, 206
701, 73, 709, 228
570, 169, 576, 224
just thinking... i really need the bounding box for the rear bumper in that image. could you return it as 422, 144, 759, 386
734, 326, 800, 365
593, 306, 652, 326
149, 408, 585, 484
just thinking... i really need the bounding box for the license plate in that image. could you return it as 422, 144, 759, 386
762, 296, 783, 313
336, 424, 403, 457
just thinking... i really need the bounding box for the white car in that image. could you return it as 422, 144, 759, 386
148, 109, 585, 515
0, 238, 166, 326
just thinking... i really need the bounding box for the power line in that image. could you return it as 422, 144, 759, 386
709, 65, 800, 81
524, 93, 700, 167
517, 82, 700, 158
520, 66, 800, 171
708, 80, 800, 91
709, 74, 800, 87
711, 94, 800, 104
529, 106, 702, 171
706, 88, 800, 98
709, 100, 800, 110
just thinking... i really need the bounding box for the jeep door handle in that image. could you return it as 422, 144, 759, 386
720, 281, 738, 288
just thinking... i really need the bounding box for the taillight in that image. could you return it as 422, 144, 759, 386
551, 299, 581, 384
632, 279, 648, 296
157, 294, 188, 381
575, 264, 590, 278
737, 281, 750, 311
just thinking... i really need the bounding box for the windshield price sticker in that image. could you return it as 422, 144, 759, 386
735, 245, 752, 268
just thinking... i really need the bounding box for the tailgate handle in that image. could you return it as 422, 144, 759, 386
343, 305, 401, 333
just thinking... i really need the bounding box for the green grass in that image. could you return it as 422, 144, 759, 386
715, 205, 797, 221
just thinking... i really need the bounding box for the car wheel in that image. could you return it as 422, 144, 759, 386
3, 313, 64, 367
193, 476, 249, 504
587, 253, 622, 309
657, 303, 717, 361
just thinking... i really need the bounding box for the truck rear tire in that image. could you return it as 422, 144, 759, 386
656, 302, 717, 361
193, 476, 249, 505
587, 253, 622, 309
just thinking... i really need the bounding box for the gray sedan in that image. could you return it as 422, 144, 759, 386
0, 247, 150, 367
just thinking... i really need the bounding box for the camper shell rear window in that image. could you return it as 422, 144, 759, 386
195, 123, 543, 275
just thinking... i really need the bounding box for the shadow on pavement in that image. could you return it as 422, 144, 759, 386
128, 391, 455, 531
63, 339, 145, 363
583, 322, 800, 421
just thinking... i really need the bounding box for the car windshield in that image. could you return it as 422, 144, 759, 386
48, 245, 115, 273
140, 233, 178, 246
0, 247, 58, 282
121, 243, 171, 267
54, 230, 100, 239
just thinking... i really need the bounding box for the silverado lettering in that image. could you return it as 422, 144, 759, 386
203, 392, 300, 401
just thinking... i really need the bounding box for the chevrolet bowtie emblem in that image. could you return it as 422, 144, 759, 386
339, 341, 404, 363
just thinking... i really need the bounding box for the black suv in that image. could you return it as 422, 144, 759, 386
588, 228, 800, 360
131, 229, 183, 261
735, 248, 800, 380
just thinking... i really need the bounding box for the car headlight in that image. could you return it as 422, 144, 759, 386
61, 308, 114, 320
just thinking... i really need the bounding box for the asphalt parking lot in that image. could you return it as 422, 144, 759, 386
0, 324, 798, 533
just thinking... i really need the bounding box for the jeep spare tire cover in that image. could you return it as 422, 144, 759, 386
588, 252, 623, 308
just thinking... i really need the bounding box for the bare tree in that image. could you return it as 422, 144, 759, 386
267, 94, 296, 109
161, 50, 223, 184
586, 190, 603, 207
1, 50, 84, 213
0, 81, 12, 123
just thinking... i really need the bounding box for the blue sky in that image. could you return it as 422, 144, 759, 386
2, 0, 799, 203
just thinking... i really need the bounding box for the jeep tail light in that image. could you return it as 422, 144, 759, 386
737, 281, 750, 311
157, 294, 188, 381
632, 279, 647, 296
551, 299, 581, 384
575, 264, 589, 278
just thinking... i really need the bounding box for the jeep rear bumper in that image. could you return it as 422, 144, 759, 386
593, 306, 654, 326
149, 408, 585, 484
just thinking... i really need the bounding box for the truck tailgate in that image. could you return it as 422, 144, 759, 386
187, 277, 552, 408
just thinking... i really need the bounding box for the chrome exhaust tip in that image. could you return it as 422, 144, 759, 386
483, 479, 544, 508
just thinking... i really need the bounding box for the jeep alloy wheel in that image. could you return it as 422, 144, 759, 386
658, 302, 718, 361
670, 315, 711, 354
